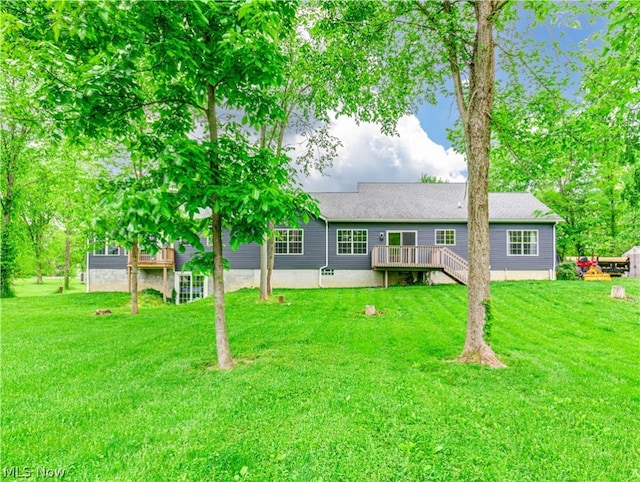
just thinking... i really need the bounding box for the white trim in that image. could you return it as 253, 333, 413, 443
506, 229, 539, 256
552, 224, 557, 279
434, 228, 456, 246
274, 228, 304, 256
336, 228, 368, 255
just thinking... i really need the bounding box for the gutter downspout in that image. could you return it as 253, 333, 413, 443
552, 222, 557, 280
318, 216, 329, 288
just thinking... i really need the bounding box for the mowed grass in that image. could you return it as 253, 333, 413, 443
2, 279, 639, 481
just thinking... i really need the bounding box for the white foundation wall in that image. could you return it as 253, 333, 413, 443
490, 269, 553, 281
224, 269, 385, 291
320, 270, 384, 288
137, 270, 173, 295
89, 267, 555, 295
225, 269, 558, 289
87, 269, 174, 293
87, 269, 128, 292
223, 269, 321, 291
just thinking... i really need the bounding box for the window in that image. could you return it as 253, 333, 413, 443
176, 272, 206, 304
435, 229, 456, 246
93, 240, 120, 256
508, 230, 538, 256
275, 229, 303, 255
337, 229, 368, 255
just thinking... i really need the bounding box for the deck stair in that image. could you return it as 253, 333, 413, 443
371, 245, 469, 285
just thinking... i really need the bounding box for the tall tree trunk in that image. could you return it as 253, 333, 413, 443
260, 233, 268, 300
64, 227, 71, 290
207, 82, 234, 369
267, 221, 275, 296
265, 120, 286, 296
451, 0, 505, 367
258, 126, 269, 301
212, 210, 234, 368
0, 130, 22, 298
35, 242, 43, 283
130, 239, 139, 315
0, 223, 16, 298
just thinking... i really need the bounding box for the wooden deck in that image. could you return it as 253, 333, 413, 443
128, 248, 175, 269
371, 245, 469, 285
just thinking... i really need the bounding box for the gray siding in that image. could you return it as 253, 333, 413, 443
489, 223, 555, 270
174, 218, 327, 271
87, 250, 128, 269
174, 244, 204, 271
326, 222, 469, 270
272, 218, 326, 269
88, 220, 556, 273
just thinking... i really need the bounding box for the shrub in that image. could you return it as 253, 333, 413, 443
141, 288, 164, 299
556, 261, 579, 280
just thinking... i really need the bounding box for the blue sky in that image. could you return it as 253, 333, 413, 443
417, 7, 608, 149
298, 6, 609, 192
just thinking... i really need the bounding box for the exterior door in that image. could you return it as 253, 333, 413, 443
176, 272, 206, 304
387, 231, 417, 263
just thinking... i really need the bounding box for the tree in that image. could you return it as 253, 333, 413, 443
1, 1, 101, 293
56, 144, 104, 291
488, 2, 639, 257
0, 116, 30, 296
398, 1, 509, 367
19, 160, 57, 283
288, 0, 510, 366
95, 169, 175, 314
28, 0, 316, 368
0, 7, 42, 296
420, 173, 446, 183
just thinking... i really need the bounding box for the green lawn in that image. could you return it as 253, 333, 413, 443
11, 276, 84, 297
2, 279, 639, 481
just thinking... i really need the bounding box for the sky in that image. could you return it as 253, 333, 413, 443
297, 7, 608, 193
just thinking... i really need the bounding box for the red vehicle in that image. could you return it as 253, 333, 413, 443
575, 255, 629, 277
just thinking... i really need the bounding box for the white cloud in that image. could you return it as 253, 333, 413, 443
296, 115, 467, 192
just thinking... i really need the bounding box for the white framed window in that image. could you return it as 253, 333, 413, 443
275, 229, 303, 255
337, 229, 368, 255
176, 272, 207, 304
507, 230, 539, 256
93, 240, 120, 256
435, 229, 456, 246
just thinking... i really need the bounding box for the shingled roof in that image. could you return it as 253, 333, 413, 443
312, 183, 562, 223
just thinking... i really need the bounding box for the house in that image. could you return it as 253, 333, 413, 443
86, 183, 562, 302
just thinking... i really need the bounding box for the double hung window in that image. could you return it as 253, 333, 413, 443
435, 229, 456, 246
337, 229, 368, 255
275, 229, 303, 255
507, 230, 538, 256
